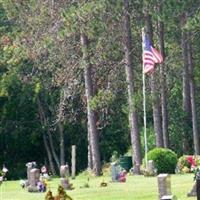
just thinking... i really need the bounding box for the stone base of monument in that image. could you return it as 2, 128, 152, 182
27, 186, 39, 192
187, 182, 196, 197
60, 178, 73, 190
161, 195, 177, 200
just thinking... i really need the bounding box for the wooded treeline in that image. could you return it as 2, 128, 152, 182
0, 0, 200, 179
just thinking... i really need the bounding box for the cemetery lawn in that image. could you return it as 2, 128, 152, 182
0, 173, 196, 200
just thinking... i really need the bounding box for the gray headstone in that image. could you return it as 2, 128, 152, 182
158, 174, 172, 200
26, 162, 36, 185
27, 168, 40, 192
111, 162, 119, 182
60, 165, 69, 178
29, 168, 40, 187
147, 160, 156, 175
187, 182, 196, 197
27, 167, 31, 185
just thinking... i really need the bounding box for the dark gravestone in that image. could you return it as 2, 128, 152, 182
111, 162, 120, 182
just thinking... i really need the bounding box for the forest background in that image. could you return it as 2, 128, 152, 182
0, 0, 200, 179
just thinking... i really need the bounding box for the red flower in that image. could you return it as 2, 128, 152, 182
187, 156, 196, 167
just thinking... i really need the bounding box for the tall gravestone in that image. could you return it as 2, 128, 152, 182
26, 162, 36, 186
157, 174, 172, 200
147, 160, 156, 176
187, 182, 196, 197
29, 168, 40, 186
71, 145, 76, 179
28, 168, 40, 192
60, 164, 72, 190
111, 162, 120, 182
157, 174, 177, 200
60, 164, 69, 178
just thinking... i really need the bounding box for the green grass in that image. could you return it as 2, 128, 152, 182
0, 173, 196, 200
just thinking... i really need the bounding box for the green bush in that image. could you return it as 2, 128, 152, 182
147, 148, 178, 174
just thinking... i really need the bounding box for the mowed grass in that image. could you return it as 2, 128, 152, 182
0, 173, 196, 200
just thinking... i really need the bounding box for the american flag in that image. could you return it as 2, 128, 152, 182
143, 34, 163, 74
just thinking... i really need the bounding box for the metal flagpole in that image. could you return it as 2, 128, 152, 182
142, 28, 148, 169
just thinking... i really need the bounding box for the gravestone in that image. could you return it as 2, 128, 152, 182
188, 168, 200, 198
111, 162, 120, 182
60, 164, 69, 178
187, 182, 196, 197
26, 162, 36, 186
71, 145, 76, 179
157, 174, 171, 200
27, 168, 40, 192
147, 160, 156, 175
60, 165, 72, 190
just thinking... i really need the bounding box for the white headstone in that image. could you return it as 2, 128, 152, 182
71, 145, 76, 179
60, 165, 69, 178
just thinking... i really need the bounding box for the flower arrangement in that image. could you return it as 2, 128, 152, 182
177, 155, 200, 173
0, 165, 8, 185
26, 162, 36, 168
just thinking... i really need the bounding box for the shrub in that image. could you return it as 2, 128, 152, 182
177, 155, 200, 173
177, 155, 190, 173
147, 148, 178, 174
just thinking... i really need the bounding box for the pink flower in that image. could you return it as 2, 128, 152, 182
187, 156, 196, 167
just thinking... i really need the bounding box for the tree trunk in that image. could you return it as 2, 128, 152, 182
42, 133, 56, 175
157, 5, 169, 148
48, 96, 62, 169
145, 11, 163, 147
181, 14, 191, 153
81, 33, 101, 176
123, 0, 142, 174
87, 122, 93, 170
47, 128, 60, 170
58, 122, 65, 165
37, 98, 56, 175
187, 32, 200, 155
37, 97, 60, 170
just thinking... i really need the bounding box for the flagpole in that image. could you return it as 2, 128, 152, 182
142, 28, 148, 169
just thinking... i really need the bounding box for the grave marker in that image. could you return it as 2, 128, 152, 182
111, 162, 119, 182
60, 165, 73, 190
147, 160, 156, 175
71, 145, 76, 179
157, 174, 171, 200
27, 168, 40, 192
